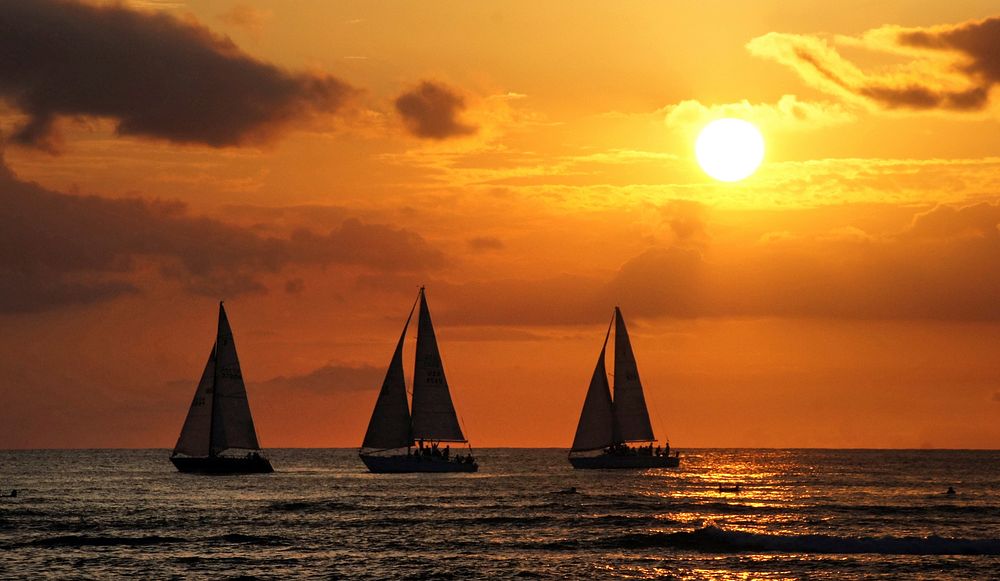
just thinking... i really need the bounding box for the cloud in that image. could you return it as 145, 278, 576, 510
395, 81, 477, 139
663, 94, 855, 132
431, 201, 1000, 325
903, 203, 1000, 240
0, 0, 355, 151
467, 236, 504, 251
284, 278, 305, 294
255, 363, 384, 394
0, 154, 442, 313
746, 17, 1000, 114
659, 200, 709, 248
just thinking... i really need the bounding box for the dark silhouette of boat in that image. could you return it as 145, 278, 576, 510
170, 302, 273, 474
569, 307, 680, 470
360, 288, 478, 473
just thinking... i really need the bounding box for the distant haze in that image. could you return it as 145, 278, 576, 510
1, 1, 999, 449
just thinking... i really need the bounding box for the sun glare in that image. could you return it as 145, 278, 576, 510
695, 118, 765, 182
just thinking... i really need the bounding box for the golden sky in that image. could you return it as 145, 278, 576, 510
2, 0, 1000, 449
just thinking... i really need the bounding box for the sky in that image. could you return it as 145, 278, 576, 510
2, 0, 1000, 449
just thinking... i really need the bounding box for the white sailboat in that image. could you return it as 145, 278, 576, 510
360, 287, 478, 473
170, 302, 273, 474
569, 307, 680, 469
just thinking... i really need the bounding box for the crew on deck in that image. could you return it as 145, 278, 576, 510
410, 439, 473, 463
603, 442, 672, 457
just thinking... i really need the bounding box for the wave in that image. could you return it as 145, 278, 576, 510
15, 532, 287, 549
21, 534, 186, 548
208, 533, 288, 546
593, 525, 1000, 555
266, 500, 358, 513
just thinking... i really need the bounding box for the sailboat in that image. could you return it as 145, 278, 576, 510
360, 287, 478, 473
170, 302, 273, 474
569, 307, 680, 469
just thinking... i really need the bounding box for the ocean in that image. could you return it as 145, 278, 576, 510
0, 449, 997, 579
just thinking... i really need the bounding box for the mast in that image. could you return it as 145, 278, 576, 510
208, 342, 218, 457
612, 307, 656, 442
410, 287, 466, 442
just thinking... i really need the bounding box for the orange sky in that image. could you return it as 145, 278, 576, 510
2, 0, 1000, 449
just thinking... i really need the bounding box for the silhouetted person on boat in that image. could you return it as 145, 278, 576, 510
947, 486, 956, 495
444, 445, 450, 460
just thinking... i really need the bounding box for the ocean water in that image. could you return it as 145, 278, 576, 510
0, 449, 998, 579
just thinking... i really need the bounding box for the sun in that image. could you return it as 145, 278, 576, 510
695, 118, 765, 182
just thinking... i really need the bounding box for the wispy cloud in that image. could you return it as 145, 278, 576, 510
747, 16, 1000, 115
662, 94, 855, 133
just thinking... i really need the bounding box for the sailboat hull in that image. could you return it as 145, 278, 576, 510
360, 454, 478, 473
569, 454, 680, 470
171, 455, 274, 474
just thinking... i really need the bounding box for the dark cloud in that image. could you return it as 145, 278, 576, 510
0, 155, 442, 313
467, 236, 504, 251
395, 81, 477, 139
289, 219, 444, 271
255, 363, 384, 394
0, 0, 354, 151
0, 271, 138, 315
899, 18, 1000, 86
601, 247, 705, 316
858, 85, 988, 112
748, 17, 1000, 112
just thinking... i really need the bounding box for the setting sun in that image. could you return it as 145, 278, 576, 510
695, 118, 765, 182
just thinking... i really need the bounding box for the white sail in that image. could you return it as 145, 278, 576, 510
362, 303, 416, 449
173, 348, 216, 457
571, 325, 617, 452
410, 289, 466, 442
209, 302, 262, 454
612, 307, 656, 442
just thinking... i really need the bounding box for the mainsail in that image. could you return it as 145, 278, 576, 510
210, 302, 261, 454
173, 302, 263, 457
410, 289, 466, 442
571, 323, 616, 452
612, 307, 655, 442
362, 302, 417, 449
